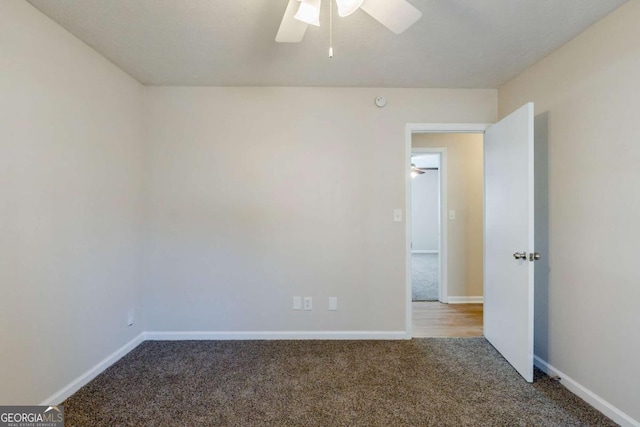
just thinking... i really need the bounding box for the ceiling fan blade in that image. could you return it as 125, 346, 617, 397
360, 0, 422, 35
276, 0, 309, 43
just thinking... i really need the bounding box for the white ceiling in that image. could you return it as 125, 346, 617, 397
27, 0, 626, 88
413, 154, 440, 169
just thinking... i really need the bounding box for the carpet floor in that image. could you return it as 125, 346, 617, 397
62, 338, 616, 427
412, 253, 439, 301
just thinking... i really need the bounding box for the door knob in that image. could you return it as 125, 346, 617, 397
529, 252, 541, 261
513, 251, 527, 260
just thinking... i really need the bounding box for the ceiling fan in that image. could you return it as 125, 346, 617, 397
411, 164, 437, 178
276, 0, 422, 43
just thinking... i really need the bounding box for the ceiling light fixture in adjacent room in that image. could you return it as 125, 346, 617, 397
411, 163, 425, 179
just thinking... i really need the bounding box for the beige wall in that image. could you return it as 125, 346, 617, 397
412, 134, 484, 298
0, 1, 145, 404
499, 1, 640, 421
411, 169, 439, 251
143, 87, 496, 332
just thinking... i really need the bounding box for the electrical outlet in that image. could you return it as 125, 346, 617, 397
127, 309, 134, 326
329, 297, 338, 311
303, 297, 313, 311
393, 209, 403, 222
293, 296, 302, 310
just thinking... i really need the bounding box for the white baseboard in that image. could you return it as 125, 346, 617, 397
447, 296, 483, 304
411, 250, 439, 254
145, 330, 409, 341
534, 356, 639, 427
40, 332, 145, 406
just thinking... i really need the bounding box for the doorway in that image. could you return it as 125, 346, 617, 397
410, 151, 441, 302
406, 125, 488, 338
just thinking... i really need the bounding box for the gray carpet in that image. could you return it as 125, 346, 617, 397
412, 253, 439, 301
62, 338, 616, 426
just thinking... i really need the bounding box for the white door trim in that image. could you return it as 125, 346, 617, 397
405, 123, 491, 337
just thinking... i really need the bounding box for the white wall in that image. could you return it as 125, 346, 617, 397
0, 1, 144, 404
143, 87, 496, 332
412, 134, 484, 298
499, 1, 640, 421
411, 170, 439, 251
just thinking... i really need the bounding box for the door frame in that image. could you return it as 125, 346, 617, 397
411, 147, 446, 302
404, 123, 491, 337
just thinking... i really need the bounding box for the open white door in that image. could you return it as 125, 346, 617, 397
484, 103, 535, 382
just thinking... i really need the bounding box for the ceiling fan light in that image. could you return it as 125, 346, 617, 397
335, 0, 365, 17
294, 0, 321, 26
411, 163, 425, 178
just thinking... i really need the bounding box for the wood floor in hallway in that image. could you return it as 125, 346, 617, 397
412, 301, 483, 338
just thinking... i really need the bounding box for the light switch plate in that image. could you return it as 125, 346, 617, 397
293, 296, 302, 310
329, 297, 338, 311
448, 210, 456, 220
394, 209, 403, 222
